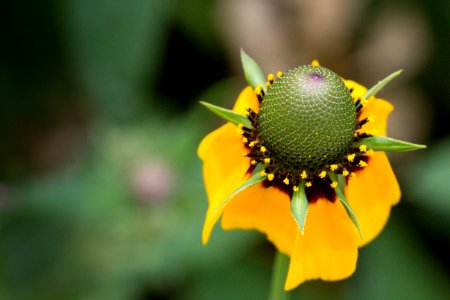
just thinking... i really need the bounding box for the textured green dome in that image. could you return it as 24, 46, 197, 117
257, 65, 356, 172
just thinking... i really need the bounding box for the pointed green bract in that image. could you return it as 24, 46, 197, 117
364, 69, 402, 99
337, 173, 346, 194
354, 136, 426, 152
214, 167, 266, 213
290, 184, 309, 235
329, 173, 363, 238
240, 48, 266, 91
335, 187, 363, 238
335, 186, 363, 239
200, 101, 252, 128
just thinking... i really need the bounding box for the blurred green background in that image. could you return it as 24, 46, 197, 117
0, 0, 448, 299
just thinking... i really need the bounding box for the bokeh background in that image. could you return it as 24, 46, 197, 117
1, 0, 449, 299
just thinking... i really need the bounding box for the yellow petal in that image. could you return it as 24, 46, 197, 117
221, 184, 296, 256
284, 198, 358, 290
343, 79, 367, 100
199, 123, 250, 245
358, 98, 393, 137
198, 87, 259, 245
343, 79, 394, 136
198, 87, 258, 160
232, 86, 260, 114
346, 151, 401, 247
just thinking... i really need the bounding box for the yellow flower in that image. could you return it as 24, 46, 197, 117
198, 61, 418, 290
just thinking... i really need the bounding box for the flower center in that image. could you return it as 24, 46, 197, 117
257, 66, 356, 173
240, 66, 373, 191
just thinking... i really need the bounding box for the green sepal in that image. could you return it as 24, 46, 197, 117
329, 173, 363, 238
241, 48, 266, 91
364, 69, 402, 99
290, 184, 309, 235
214, 164, 266, 212
354, 136, 426, 152
199, 101, 252, 128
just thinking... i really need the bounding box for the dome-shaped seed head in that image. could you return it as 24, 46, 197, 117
257, 65, 356, 173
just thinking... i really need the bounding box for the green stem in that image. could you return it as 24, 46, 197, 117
268, 250, 290, 300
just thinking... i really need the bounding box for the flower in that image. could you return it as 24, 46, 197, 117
198, 54, 425, 290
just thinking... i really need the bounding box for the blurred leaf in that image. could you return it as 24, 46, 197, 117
59, 0, 174, 120
175, 0, 220, 53
179, 257, 269, 300
348, 219, 448, 300
404, 138, 450, 224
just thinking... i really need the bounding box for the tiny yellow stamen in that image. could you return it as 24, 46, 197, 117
251, 160, 257, 165
249, 141, 256, 148
260, 146, 267, 153
277, 71, 283, 77
283, 178, 290, 185
330, 181, 338, 188
242, 137, 248, 143
329, 164, 338, 171
347, 153, 356, 162
311, 59, 320, 66
265, 81, 271, 88
260, 170, 267, 177
359, 145, 367, 152
358, 160, 368, 167
342, 169, 350, 177
319, 171, 327, 178
293, 186, 299, 192
267, 73, 274, 82
267, 173, 275, 181
264, 158, 271, 164
255, 85, 263, 95
300, 170, 307, 179
366, 149, 374, 156
305, 182, 313, 187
